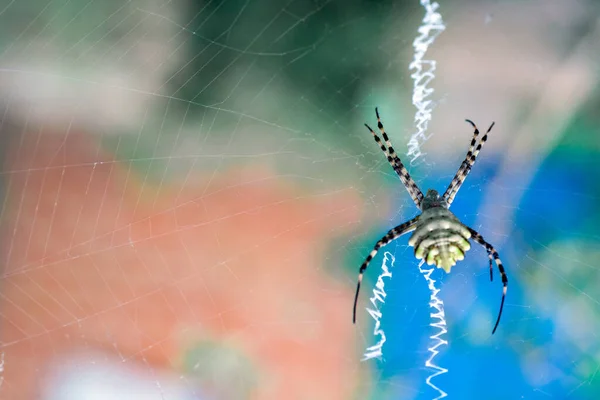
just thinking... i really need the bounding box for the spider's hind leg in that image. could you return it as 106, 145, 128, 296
466, 226, 507, 334
353, 215, 419, 323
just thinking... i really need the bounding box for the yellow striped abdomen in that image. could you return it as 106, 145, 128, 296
407, 207, 471, 273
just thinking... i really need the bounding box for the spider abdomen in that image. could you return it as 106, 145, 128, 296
408, 207, 471, 273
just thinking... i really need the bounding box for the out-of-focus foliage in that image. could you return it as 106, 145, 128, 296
0, 0, 599, 399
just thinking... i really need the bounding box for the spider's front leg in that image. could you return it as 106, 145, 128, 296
353, 216, 419, 323
443, 120, 495, 205
365, 108, 424, 208
466, 226, 508, 334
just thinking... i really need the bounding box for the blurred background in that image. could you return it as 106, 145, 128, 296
0, 0, 599, 399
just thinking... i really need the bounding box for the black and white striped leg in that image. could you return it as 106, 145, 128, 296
353, 216, 419, 323
374, 109, 425, 206
365, 108, 424, 208
443, 120, 495, 205
466, 226, 507, 334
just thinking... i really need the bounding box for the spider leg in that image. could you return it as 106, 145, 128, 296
365, 108, 424, 208
353, 215, 419, 323
443, 120, 495, 206
466, 226, 507, 334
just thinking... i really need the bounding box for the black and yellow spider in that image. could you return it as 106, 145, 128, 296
352, 108, 507, 334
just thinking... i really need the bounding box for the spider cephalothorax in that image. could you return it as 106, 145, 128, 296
352, 108, 507, 334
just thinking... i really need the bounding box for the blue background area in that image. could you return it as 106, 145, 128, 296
363, 129, 600, 399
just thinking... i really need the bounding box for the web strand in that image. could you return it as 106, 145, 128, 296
411, 1, 449, 396
362, 252, 395, 361
407, 0, 446, 165
419, 262, 449, 399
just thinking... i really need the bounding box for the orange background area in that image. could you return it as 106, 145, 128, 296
0, 131, 364, 399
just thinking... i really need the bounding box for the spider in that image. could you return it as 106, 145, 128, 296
352, 108, 507, 334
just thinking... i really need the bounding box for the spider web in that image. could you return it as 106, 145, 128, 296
0, 1, 600, 399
